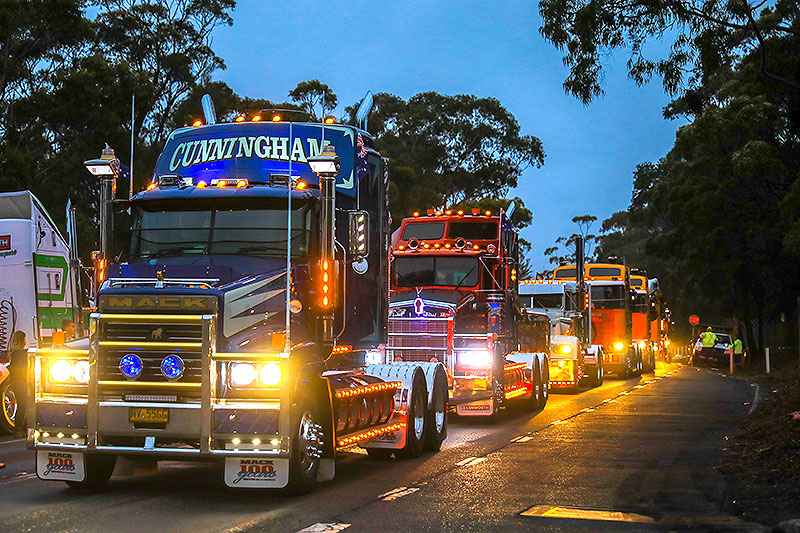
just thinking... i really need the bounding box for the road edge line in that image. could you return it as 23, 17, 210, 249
748, 383, 761, 415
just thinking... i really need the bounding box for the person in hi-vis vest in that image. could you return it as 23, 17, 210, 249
697, 327, 717, 363
732, 335, 744, 365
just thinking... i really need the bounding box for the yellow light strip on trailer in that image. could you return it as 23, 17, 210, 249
98, 314, 207, 322
99, 341, 202, 349
337, 422, 406, 447
335, 381, 403, 399
99, 380, 201, 389
504, 385, 528, 399
504, 362, 528, 372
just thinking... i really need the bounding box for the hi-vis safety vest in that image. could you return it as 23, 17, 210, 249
733, 339, 743, 354
701, 332, 717, 347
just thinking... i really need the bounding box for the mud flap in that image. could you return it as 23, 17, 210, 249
456, 399, 495, 416
361, 423, 408, 450
223, 457, 289, 488
36, 450, 85, 482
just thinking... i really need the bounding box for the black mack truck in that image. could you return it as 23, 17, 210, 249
28, 100, 447, 494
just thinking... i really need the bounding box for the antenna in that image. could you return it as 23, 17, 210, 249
201, 94, 217, 125
355, 91, 373, 130
129, 94, 135, 199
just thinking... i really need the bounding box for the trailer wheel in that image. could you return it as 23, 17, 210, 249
286, 401, 323, 494
423, 367, 448, 452
396, 371, 427, 459
520, 361, 541, 411
65, 454, 116, 490
1, 380, 17, 434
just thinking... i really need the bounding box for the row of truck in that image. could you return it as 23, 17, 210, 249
0, 95, 670, 494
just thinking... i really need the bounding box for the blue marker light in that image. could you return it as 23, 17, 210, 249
161, 355, 184, 380
120, 354, 143, 379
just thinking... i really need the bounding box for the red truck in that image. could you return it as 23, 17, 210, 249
377, 208, 550, 418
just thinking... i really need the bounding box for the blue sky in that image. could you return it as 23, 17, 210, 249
212, 0, 683, 274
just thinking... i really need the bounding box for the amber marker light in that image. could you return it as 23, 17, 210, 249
413, 211, 420, 217
296, 180, 307, 190
217, 180, 226, 188
192, 119, 202, 127
252, 114, 262, 122
197, 180, 207, 189
272, 114, 281, 122
485, 210, 491, 216
146, 183, 157, 191
324, 116, 336, 124
236, 179, 248, 188
235, 115, 245, 122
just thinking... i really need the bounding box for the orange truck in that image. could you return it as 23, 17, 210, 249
553, 263, 643, 378
630, 273, 655, 372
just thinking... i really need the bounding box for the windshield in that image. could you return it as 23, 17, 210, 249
633, 293, 648, 313
519, 293, 564, 309
393, 256, 480, 288
402, 222, 445, 240
554, 267, 576, 279
588, 266, 624, 277
447, 222, 498, 240
127, 201, 313, 260
591, 285, 625, 309
714, 334, 732, 345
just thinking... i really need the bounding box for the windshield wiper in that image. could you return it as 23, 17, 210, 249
453, 265, 477, 290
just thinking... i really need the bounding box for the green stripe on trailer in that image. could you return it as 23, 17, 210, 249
37, 306, 72, 329
35, 254, 68, 301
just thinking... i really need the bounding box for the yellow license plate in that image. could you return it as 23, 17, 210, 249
129, 407, 169, 424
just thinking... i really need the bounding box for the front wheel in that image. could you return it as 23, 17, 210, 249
396, 371, 427, 459
65, 454, 116, 490
286, 402, 323, 494
1, 380, 17, 434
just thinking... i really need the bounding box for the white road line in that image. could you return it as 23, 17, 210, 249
748, 384, 761, 415
0, 472, 36, 486
379, 487, 419, 501
297, 523, 351, 532
0, 438, 25, 446
455, 456, 486, 467
512, 436, 533, 443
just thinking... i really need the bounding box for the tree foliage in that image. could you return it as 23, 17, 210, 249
288, 79, 337, 122
349, 91, 545, 220
539, 0, 800, 102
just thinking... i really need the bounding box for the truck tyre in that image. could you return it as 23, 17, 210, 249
66, 454, 116, 490
1, 380, 17, 434
538, 361, 549, 409
396, 371, 427, 459
286, 401, 323, 495
423, 367, 448, 452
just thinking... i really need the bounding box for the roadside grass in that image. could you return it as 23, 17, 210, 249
720, 362, 800, 525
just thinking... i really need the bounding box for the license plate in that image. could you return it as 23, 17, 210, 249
129, 407, 169, 423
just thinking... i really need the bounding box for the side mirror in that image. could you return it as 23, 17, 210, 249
348, 210, 369, 257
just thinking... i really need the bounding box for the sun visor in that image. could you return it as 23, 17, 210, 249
153, 122, 367, 197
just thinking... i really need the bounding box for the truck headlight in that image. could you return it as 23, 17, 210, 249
613, 341, 625, 352
72, 360, 90, 384
555, 343, 573, 355
259, 362, 281, 386
637, 341, 647, 350
49, 360, 74, 383
458, 350, 491, 368
230, 363, 257, 387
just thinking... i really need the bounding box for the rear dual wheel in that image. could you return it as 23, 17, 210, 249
396, 371, 427, 459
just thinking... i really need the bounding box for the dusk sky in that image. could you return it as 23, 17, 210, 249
212, 0, 685, 274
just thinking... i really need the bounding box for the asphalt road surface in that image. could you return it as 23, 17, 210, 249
0, 363, 760, 532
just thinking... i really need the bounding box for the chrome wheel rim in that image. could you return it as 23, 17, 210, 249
3, 387, 16, 424
412, 391, 424, 440
297, 411, 322, 475
434, 388, 445, 433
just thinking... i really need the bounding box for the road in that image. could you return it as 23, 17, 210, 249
0, 363, 760, 532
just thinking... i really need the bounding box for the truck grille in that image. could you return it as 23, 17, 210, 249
388, 319, 450, 362
98, 317, 203, 387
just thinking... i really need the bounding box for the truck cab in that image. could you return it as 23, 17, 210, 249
29, 115, 449, 492
385, 210, 550, 417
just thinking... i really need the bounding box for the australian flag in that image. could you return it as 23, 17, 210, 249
356, 132, 370, 180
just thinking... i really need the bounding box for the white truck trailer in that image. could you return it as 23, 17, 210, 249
0, 191, 79, 432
